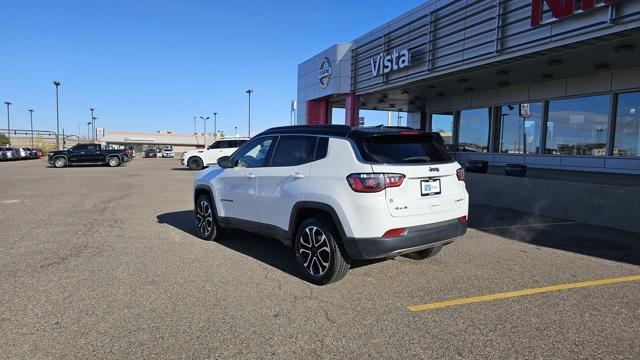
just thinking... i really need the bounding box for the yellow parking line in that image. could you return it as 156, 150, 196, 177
408, 274, 640, 312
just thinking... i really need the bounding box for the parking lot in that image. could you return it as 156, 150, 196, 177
1, 158, 639, 359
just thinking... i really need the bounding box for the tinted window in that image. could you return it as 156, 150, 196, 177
498, 103, 543, 154
358, 134, 451, 164
73, 145, 89, 151
212, 141, 230, 149
431, 113, 454, 146
232, 136, 275, 168
271, 136, 317, 167
458, 108, 490, 152
315, 137, 329, 161
546, 95, 610, 156
613, 92, 640, 157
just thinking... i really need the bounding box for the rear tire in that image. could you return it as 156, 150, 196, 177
294, 217, 350, 285
107, 156, 121, 167
188, 157, 204, 170
53, 157, 67, 168
195, 194, 222, 241
404, 246, 442, 260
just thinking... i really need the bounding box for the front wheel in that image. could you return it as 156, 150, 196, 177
188, 157, 204, 170
195, 194, 222, 241
53, 157, 67, 168
294, 218, 350, 285
107, 156, 121, 167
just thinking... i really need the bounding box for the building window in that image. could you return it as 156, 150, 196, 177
458, 108, 490, 152
613, 92, 640, 157
545, 95, 610, 156
498, 103, 542, 154
431, 113, 454, 148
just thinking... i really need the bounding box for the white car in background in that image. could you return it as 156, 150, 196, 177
181, 138, 249, 170
162, 147, 174, 158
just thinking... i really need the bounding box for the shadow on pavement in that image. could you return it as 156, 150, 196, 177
469, 204, 640, 266
156, 210, 383, 281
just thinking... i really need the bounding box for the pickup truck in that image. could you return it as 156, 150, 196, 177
48, 144, 126, 168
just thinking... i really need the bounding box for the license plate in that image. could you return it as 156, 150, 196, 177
421, 179, 441, 196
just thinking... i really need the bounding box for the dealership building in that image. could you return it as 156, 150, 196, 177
298, 0, 640, 232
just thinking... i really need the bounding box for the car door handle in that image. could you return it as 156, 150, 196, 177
246, 173, 256, 179
290, 173, 305, 179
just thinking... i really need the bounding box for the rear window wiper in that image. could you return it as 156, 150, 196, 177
402, 156, 431, 163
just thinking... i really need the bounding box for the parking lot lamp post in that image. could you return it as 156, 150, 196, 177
87, 121, 91, 140
90, 108, 95, 140
4, 102, 11, 145
246, 89, 253, 137
200, 116, 210, 146
213, 112, 218, 140
53, 81, 61, 149
234, 126, 238, 137
92, 117, 97, 141
28, 109, 34, 147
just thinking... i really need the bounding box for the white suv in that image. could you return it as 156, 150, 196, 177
182, 138, 249, 170
193, 125, 468, 284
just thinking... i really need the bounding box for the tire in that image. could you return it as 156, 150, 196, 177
107, 156, 121, 167
53, 157, 67, 168
188, 157, 204, 170
294, 217, 350, 285
404, 246, 442, 260
195, 194, 222, 241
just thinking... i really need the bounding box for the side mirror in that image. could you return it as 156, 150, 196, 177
217, 156, 232, 168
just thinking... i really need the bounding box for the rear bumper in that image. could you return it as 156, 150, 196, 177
343, 218, 467, 260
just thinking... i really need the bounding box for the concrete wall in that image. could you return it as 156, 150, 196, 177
465, 172, 640, 233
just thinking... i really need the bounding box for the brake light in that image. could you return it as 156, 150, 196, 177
456, 167, 465, 181
400, 131, 419, 135
346, 173, 405, 193
458, 216, 467, 224
382, 227, 407, 238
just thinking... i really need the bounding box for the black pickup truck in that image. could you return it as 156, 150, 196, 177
48, 144, 126, 168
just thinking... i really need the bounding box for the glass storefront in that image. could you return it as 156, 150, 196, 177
431, 112, 454, 148
458, 108, 490, 152
545, 95, 610, 156
498, 103, 542, 154
613, 92, 640, 157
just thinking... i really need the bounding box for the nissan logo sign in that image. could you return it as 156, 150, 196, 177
319, 57, 332, 89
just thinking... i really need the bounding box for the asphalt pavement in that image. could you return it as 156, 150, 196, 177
1, 158, 639, 359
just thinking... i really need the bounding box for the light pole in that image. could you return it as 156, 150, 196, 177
87, 121, 91, 140
200, 116, 210, 146
234, 126, 238, 137
92, 117, 97, 141
28, 109, 34, 147
90, 108, 95, 141
246, 89, 253, 137
213, 112, 218, 140
53, 81, 61, 149
4, 101, 11, 145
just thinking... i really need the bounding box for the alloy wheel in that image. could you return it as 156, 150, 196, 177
196, 200, 214, 237
297, 226, 331, 277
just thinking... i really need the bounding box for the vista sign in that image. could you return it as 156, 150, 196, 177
370, 49, 410, 77
531, 0, 614, 26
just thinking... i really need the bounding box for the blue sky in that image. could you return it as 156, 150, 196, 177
0, 0, 424, 137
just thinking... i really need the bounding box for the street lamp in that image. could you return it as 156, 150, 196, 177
28, 109, 34, 147
246, 89, 253, 137
234, 126, 238, 137
213, 112, 218, 140
200, 116, 210, 146
92, 116, 98, 141
53, 81, 61, 149
86, 121, 91, 140
89, 108, 95, 141
4, 101, 11, 145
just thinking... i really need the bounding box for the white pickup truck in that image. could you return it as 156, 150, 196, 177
181, 138, 249, 170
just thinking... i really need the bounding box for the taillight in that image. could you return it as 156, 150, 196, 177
382, 227, 407, 238
346, 173, 405, 193
458, 215, 467, 224
456, 167, 465, 181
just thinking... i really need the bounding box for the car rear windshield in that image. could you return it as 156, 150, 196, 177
357, 134, 451, 164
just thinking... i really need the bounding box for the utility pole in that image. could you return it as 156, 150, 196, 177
53, 81, 61, 149
28, 109, 34, 147
213, 112, 218, 140
4, 102, 11, 145
246, 89, 253, 137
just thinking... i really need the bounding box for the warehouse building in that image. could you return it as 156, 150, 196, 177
297, 0, 640, 232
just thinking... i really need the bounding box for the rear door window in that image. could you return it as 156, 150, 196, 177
357, 134, 451, 164
270, 135, 317, 167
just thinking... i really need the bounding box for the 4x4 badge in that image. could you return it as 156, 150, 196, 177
429, 167, 440, 172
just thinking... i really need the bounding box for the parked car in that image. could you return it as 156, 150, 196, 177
162, 147, 175, 158
192, 125, 468, 284
17, 148, 28, 159
10, 148, 20, 160
35, 148, 44, 158
0, 147, 11, 161
181, 138, 249, 170
144, 148, 158, 158
48, 143, 126, 168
